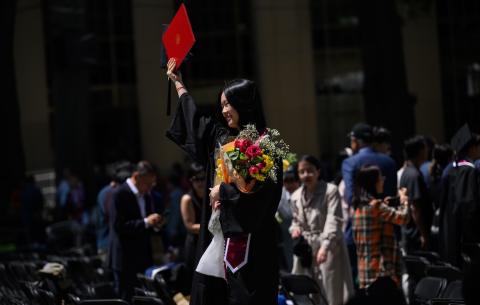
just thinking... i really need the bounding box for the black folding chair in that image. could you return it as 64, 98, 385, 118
79, 300, 129, 305
132, 296, 165, 305
280, 274, 328, 305
413, 276, 447, 305
410, 251, 441, 265
425, 265, 463, 283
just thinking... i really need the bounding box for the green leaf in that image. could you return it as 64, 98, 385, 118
228, 151, 239, 160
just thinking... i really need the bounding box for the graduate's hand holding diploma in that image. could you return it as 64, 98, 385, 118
166, 58, 188, 97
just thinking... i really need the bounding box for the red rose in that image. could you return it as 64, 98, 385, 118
249, 166, 260, 176
245, 144, 262, 159
235, 138, 252, 153
256, 163, 265, 169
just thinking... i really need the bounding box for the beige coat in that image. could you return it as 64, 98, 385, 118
290, 181, 354, 305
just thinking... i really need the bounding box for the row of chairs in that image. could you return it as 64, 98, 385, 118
414, 277, 463, 305
404, 251, 465, 305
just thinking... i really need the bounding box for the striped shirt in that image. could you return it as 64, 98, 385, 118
353, 200, 409, 288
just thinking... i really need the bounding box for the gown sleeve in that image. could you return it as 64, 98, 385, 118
165, 92, 217, 165
219, 162, 283, 236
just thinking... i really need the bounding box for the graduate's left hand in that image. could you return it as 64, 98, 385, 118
316, 248, 328, 265
209, 184, 220, 207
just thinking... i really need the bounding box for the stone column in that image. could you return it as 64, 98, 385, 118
252, 0, 319, 156
132, 0, 178, 167
402, 4, 444, 142
14, 0, 53, 171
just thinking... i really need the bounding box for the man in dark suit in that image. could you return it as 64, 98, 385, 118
108, 161, 163, 301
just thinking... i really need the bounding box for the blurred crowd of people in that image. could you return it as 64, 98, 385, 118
2, 121, 479, 305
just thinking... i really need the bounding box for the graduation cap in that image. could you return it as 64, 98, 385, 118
451, 123, 474, 156
162, 4, 196, 115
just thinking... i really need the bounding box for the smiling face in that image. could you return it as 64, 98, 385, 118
221, 92, 240, 129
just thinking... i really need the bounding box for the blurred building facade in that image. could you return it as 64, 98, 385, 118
7, 0, 480, 198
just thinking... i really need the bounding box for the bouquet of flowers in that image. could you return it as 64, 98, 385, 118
216, 124, 290, 192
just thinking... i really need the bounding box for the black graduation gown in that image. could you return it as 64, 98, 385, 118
166, 93, 282, 305
166, 92, 231, 264
439, 160, 480, 267
166, 92, 232, 305
219, 165, 282, 305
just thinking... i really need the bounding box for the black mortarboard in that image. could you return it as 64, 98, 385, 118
451, 123, 474, 155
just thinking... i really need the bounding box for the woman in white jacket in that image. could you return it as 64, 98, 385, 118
290, 155, 354, 305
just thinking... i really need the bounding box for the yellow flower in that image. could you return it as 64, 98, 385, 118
252, 173, 266, 181
283, 159, 290, 172
262, 154, 274, 173
216, 159, 224, 180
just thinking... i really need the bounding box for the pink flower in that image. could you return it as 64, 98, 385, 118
256, 163, 265, 170
235, 138, 252, 153
249, 166, 260, 176
245, 144, 262, 159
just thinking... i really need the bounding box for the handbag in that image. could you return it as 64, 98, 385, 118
292, 235, 313, 268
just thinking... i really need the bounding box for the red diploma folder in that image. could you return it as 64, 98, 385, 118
162, 4, 196, 70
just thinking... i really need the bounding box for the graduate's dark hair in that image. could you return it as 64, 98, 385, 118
216, 79, 266, 132
298, 155, 322, 180
352, 165, 381, 208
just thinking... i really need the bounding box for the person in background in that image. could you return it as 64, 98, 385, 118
372, 126, 392, 155
439, 125, 480, 267
291, 155, 354, 305
277, 164, 300, 272
108, 161, 164, 301
342, 123, 397, 287
180, 162, 205, 294
399, 135, 433, 252
419, 136, 436, 186
164, 163, 187, 258
352, 165, 409, 305
20, 175, 45, 244
96, 161, 132, 258
56, 168, 86, 223
427, 144, 453, 252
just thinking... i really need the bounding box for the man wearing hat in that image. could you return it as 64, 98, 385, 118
341, 123, 398, 284
439, 124, 480, 267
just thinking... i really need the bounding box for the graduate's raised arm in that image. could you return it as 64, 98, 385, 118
167, 58, 188, 98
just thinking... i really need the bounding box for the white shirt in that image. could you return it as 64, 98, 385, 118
126, 178, 149, 228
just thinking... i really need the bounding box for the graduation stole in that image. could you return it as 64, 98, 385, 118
454, 160, 475, 168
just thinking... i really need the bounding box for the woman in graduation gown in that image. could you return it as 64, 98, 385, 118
165, 59, 283, 305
